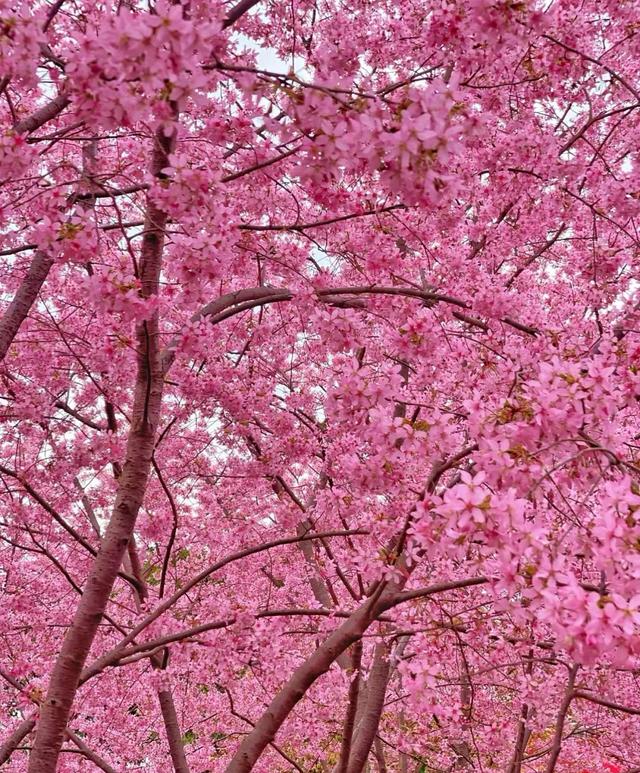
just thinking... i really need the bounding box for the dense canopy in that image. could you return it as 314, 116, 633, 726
2, 0, 640, 771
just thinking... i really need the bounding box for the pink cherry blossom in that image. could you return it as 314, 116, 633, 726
2, 1, 640, 771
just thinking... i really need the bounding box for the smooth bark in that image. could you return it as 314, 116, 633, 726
346, 643, 391, 773
336, 641, 363, 773
27, 125, 175, 772
0, 251, 53, 363
13, 92, 70, 135
158, 688, 191, 773
0, 717, 35, 765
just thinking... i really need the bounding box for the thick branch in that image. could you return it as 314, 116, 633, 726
225, 688, 305, 773
225, 585, 393, 773
158, 688, 191, 773
388, 577, 489, 607
28, 122, 176, 772
161, 285, 537, 370
13, 92, 70, 135
573, 691, 640, 715
336, 641, 363, 773
225, 574, 477, 770
222, 0, 260, 28
0, 251, 53, 362
346, 643, 391, 773
0, 716, 36, 765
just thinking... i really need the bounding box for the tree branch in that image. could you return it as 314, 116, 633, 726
336, 641, 363, 773
0, 251, 53, 363
573, 690, 640, 715
346, 642, 391, 773
222, 0, 261, 29
158, 686, 191, 773
544, 664, 579, 773
80, 530, 368, 682
0, 716, 36, 765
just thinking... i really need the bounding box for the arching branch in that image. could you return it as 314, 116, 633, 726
80, 530, 368, 682
161, 285, 537, 371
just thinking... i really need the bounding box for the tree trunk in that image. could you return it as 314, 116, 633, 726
27, 125, 175, 772
346, 643, 391, 773
373, 738, 387, 773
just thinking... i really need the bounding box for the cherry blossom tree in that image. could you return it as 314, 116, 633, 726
2, 0, 640, 771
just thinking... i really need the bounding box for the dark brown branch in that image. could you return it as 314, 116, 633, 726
558, 104, 639, 156
238, 205, 406, 232
54, 400, 105, 431
161, 285, 537, 372
43, 0, 67, 31
222, 145, 301, 182
222, 0, 260, 28
505, 224, 565, 288
152, 456, 180, 598
389, 577, 489, 607
543, 35, 640, 101
70, 183, 149, 204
